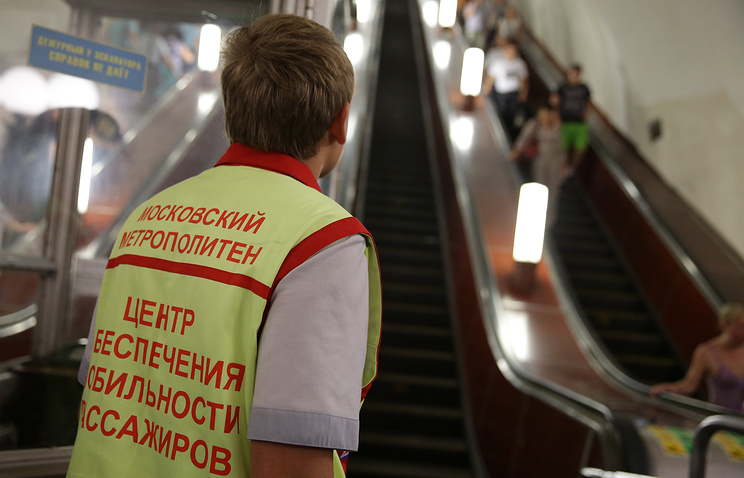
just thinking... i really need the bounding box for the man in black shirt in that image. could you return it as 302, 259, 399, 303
551, 63, 591, 175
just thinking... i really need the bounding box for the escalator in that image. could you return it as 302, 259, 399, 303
511, 131, 687, 387
346, 1, 477, 477
506, 50, 689, 387
549, 178, 688, 385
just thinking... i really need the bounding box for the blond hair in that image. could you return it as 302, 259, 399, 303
220, 14, 354, 160
719, 303, 744, 325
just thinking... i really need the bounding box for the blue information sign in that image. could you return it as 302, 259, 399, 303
28, 25, 147, 92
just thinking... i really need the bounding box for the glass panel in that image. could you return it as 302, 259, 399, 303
97, 18, 201, 132
0, 0, 71, 256
81, 18, 216, 245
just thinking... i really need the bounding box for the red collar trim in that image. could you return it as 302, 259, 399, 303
215, 143, 321, 192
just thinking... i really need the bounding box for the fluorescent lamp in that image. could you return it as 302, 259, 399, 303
422, 1, 440, 28
438, 0, 457, 28
198, 24, 222, 72
344, 32, 364, 67
356, 0, 372, 24
1, 66, 48, 116
460, 47, 484, 96
513, 182, 548, 263
78, 138, 94, 214
433, 40, 451, 70
450, 116, 474, 151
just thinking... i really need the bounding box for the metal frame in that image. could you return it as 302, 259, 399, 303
31, 7, 97, 359
689, 415, 744, 478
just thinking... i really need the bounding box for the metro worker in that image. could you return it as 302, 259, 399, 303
67, 14, 382, 478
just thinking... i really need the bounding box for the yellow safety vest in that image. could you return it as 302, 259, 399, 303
67, 144, 382, 477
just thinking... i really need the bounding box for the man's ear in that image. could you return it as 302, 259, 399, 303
329, 102, 351, 146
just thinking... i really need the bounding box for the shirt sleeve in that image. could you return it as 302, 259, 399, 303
246, 234, 369, 451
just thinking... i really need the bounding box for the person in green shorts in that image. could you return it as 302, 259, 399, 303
550, 63, 591, 176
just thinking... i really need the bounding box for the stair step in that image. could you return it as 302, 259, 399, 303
367, 207, 437, 223
585, 308, 653, 333
379, 347, 458, 379
552, 224, 605, 242
556, 239, 613, 256
358, 432, 471, 466
615, 354, 683, 383
367, 217, 439, 235
373, 231, 441, 249
347, 458, 474, 478
366, 182, 434, 198
382, 263, 444, 286
575, 288, 642, 310
379, 247, 443, 268
566, 270, 630, 291
0, 422, 17, 449
361, 401, 464, 436
383, 302, 450, 327
381, 323, 454, 352
598, 330, 667, 356
561, 254, 622, 274
369, 372, 461, 407
383, 282, 448, 306
365, 194, 437, 209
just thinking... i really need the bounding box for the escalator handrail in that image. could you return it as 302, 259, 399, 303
0, 445, 73, 476
689, 414, 744, 478
0, 304, 37, 339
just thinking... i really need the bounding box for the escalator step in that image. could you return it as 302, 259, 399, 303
356, 432, 471, 467
598, 330, 667, 356
567, 270, 631, 291
366, 194, 439, 210
361, 401, 464, 437
556, 239, 613, 256
366, 217, 439, 235
561, 254, 623, 274
366, 207, 437, 222
366, 182, 434, 197
369, 373, 461, 407
381, 323, 455, 352
615, 354, 682, 383
575, 288, 643, 310
373, 231, 441, 248
347, 458, 474, 478
379, 347, 458, 379
552, 226, 607, 244
378, 247, 443, 268
383, 301, 450, 327
555, 212, 596, 228
382, 264, 444, 286
383, 281, 448, 306
367, 175, 433, 189
585, 308, 653, 332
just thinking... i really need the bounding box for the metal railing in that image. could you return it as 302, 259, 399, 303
689, 415, 744, 478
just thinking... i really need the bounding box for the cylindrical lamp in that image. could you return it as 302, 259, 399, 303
438, 0, 457, 28
460, 47, 484, 111
512, 182, 549, 292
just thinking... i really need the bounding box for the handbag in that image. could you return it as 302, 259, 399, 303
522, 136, 538, 160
